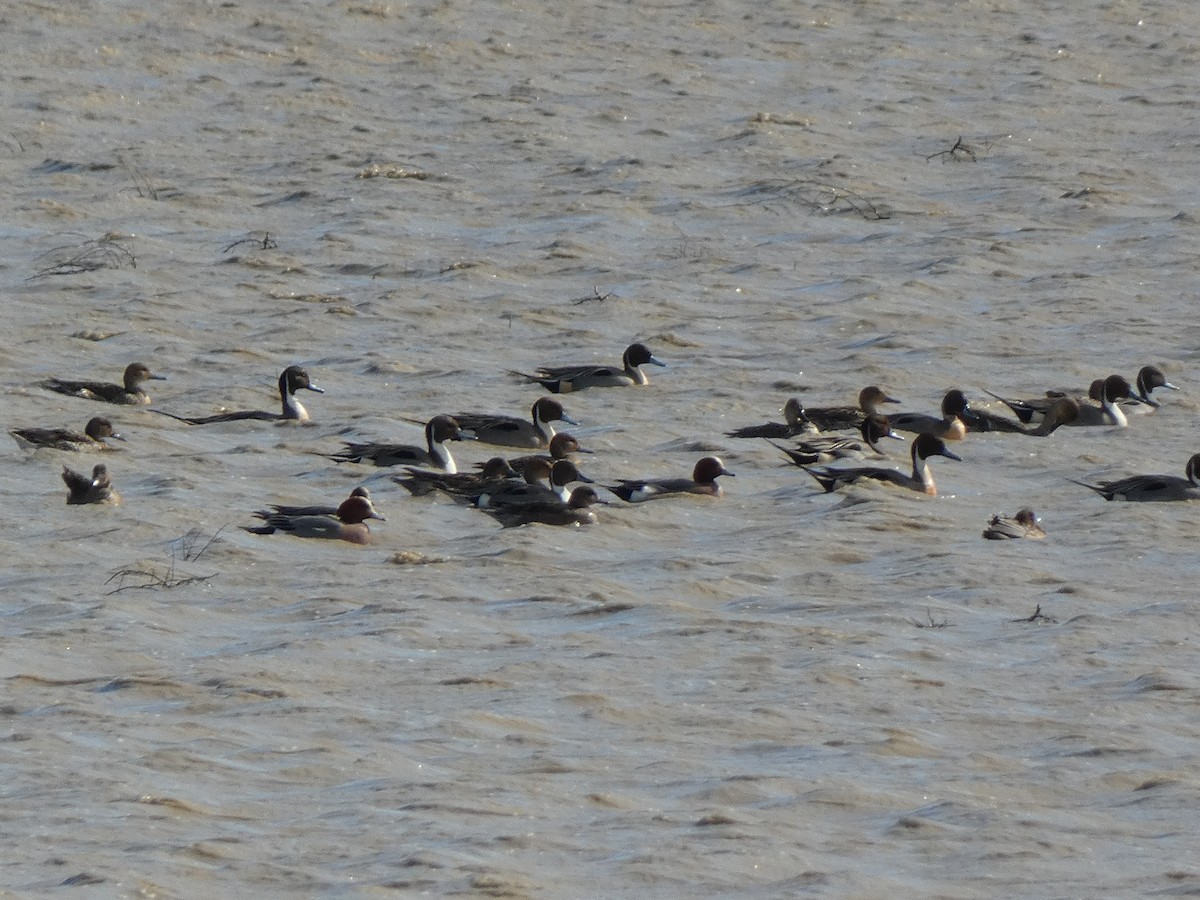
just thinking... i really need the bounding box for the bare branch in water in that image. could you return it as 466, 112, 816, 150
28, 236, 136, 279
570, 286, 614, 305
222, 232, 277, 254
926, 136, 979, 163
741, 177, 891, 220
909, 609, 951, 628
1013, 604, 1056, 624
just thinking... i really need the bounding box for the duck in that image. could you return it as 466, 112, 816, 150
497, 432, 594, 478
725, 397, 819, 439
484, 486, 606, 528
802, 433, 961, 496
1125, 365, 1179, 414
453, 397, 579, 449
985, 374, 1145, 428
259, 486, 378, 518
607, 456, 733, 502
156, 366, 323, 424
516, 342, 665, 392
397, 456, 519, 497
1071, 453, 1200, 502
887, 390, 971, 440
41, 362, 165, 405
62, 463, 119, 505
243, 491, 385, 544
11, 417, 125, 451
967, 397, 1079, 435
330, 415, 472, 472
770, 415, 902, 466
803, 385, 901, 432
982, 508, 1046, 540
474, 459, 594, 510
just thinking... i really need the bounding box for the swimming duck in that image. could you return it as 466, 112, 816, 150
1071, 453, 1200, 501
330, 415, 472, 472
475, 459, 594, 509
985, 374, 1145, 428
607, 456, 733, 502
770, 415, 902, 466
803, 386, 901, 431
244, 491, 385, 544
484, 486, 606, 528
62, 463, 119, 505
453, 397, 579, 449
516, 342, 665, 392
397, 456, 519, 497
42, 362, 165, 405
1125, 365, 1179, 414
260, 486, 378, 518
12, 417, 125, 451
725, 397, 819, 439
887, 390, 971, 440
157, 366, 323, 424
982, 508, 1046, 540
967, 397, 1079, 435
497, 432, 594, 478
802, 433, 961, 496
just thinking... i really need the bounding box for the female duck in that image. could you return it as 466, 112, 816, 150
725, 397, 819, 439
485, 486, 606, 528
518, 342, 665, 392
12, 417, 124, 451
499, 432, 594, 478
771, 415, 901, 466
803, 385, 901, 432
802, 433, 961, 497
42, 362, 165, 405
887, 390, 971, 441
244, 491, 386, 544
607, 456, 733, 503
331, 415, 472, 472
1072, 453, 1200, 501
982, 508, 1046, 540
474, 459, 594, 510
63, 463, 119, 505
397, 456, 519, 497
454, 397, 579, 449
158, 366, 323, 424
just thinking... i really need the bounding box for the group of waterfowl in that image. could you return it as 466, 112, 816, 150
15, 347, 1192, 545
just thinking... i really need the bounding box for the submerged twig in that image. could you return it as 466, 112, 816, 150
105, 528, 223, 594
222, 232, 277, 254
909, 609, 951, 628
29, 236, 136, 279
1013, 604, 1056, 624
741, 177, 890, 220
570, 286, 614, 305
926, 136, 978, 163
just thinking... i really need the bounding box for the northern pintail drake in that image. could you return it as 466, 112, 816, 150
607, 456, 733, 502
12, 417, 125, 451
484, 486, 606, 528
244, 491, 385, 544
331, 415, 472, 472
496, 432, 594, 478
475, 459, 594, 509
771, 415, 901, 467
517, 342, 665, 393
802, 433, 961, 496
887, 390, 970, 441
453, 397, 579, 449
1125, 365, 1179, 413
63, 463, 119, 505
725, 397, 819, 439
157, 366, 323, 424
985, 374, 1145, 428
262, 486, 378, 518
1072, 453, 1200, 501
982, 508, 1046, 540
42, 362, 165, 405
804, 385, 901, 432
397, 456, 519, 497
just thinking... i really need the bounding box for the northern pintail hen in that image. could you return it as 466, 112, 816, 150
770, 415, 902, 467
496, 432, 594, 478
982, 508, 1046, 540
454, 397, 579, 449
887, 390, 971, 441
157, 366, 323, 424
42, 362, 165, 405
475, 459, 594, 509
1072, 453, 1200, 501
331, 415, 472, 472
397, 456, 519, 497
966, 397, 1079, 435
262, 486, 377, 518
725, 397, 819, 439
244, 491, 385, 544
63, 463, 119, 505
607, 456, 733, 502
517, 342, 665, 393
802, 433, 961, 496
985, 374, 1146, 428
803, 385, 901, 432
12, 417, 125, 451
484, 486, 606, 527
